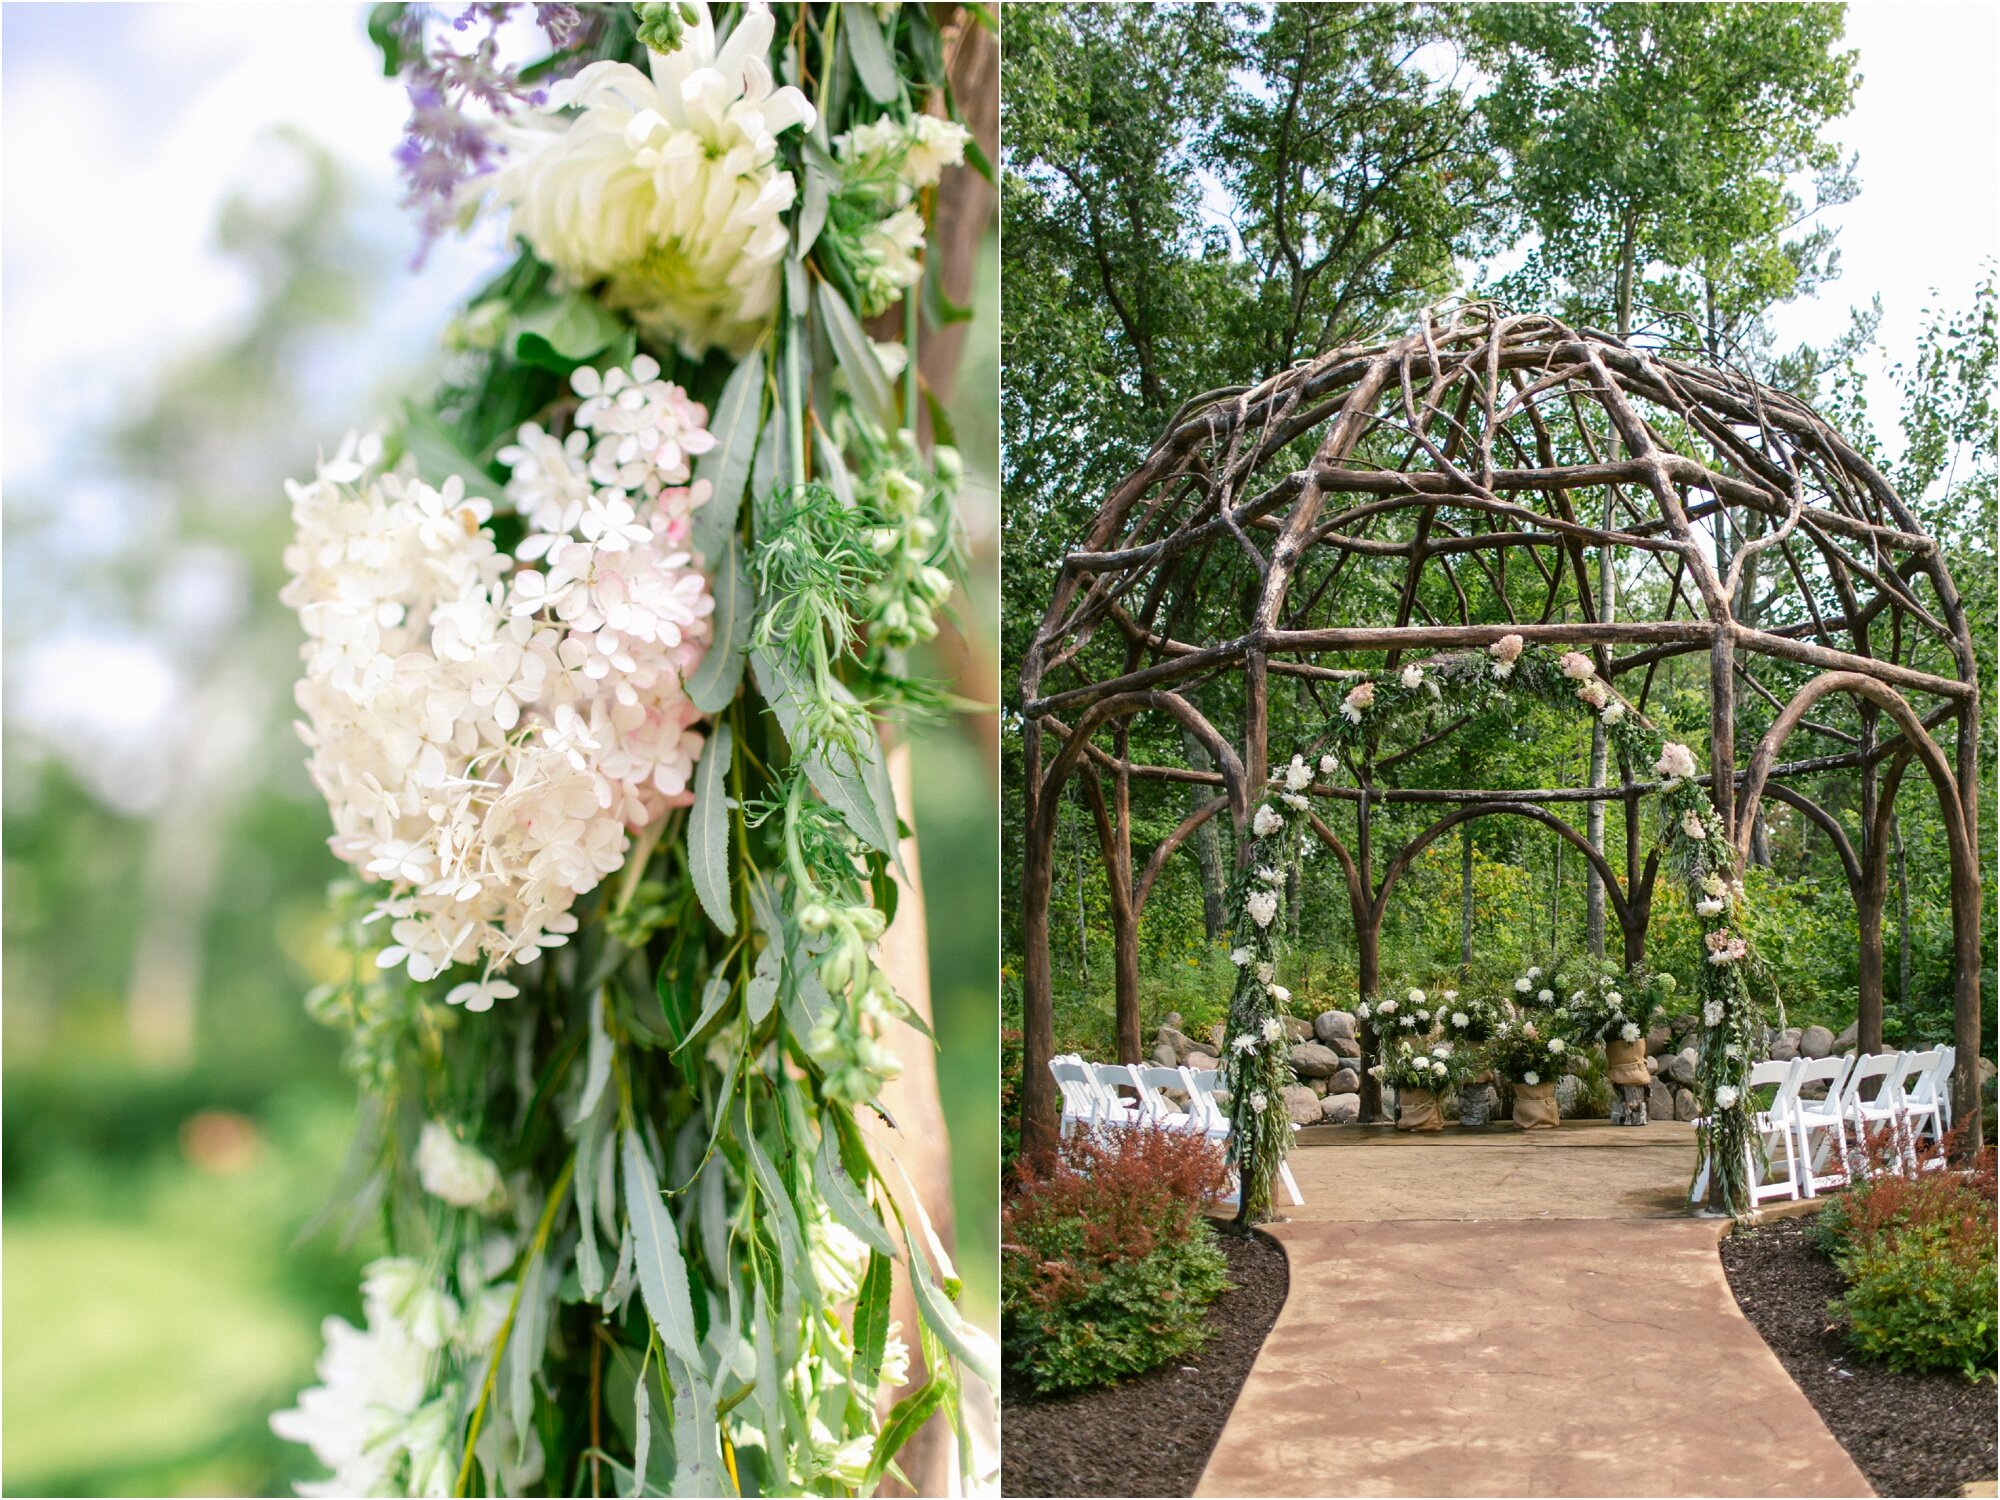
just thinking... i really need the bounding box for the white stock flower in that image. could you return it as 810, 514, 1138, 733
1253, 804, 1285, 839
415, 1122, 507, 1212
491, 3, 815, 357
1246, 890, 1279, 929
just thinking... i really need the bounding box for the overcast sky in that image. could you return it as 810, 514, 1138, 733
2, 1, 1994, 495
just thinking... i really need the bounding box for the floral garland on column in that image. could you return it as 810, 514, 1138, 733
270, 5, 995, 1496
1220, 636, 1760, 1222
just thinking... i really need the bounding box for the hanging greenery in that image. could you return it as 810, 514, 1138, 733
1220, 638, 1762, 1222
271, 4, 996, 1495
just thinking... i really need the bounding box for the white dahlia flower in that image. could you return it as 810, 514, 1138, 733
491, 2, 815, 357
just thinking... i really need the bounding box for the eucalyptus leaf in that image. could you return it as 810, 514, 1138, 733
850, 1250, 893, 1395
622, 1132, 700, 1366
514, 290, 626, 370
574, 987, 613, 1126
843, 4, 900, 102
815, 279, 894, 431
814, 1126, 896, 1257
630, 1370, 651, 1500
687, 721, 735, 934
685, 538, 751, 714
673, 968, 734, 1056
690, 349, 765, 558
746, 942, 781, 1025
400, 404, 502, 501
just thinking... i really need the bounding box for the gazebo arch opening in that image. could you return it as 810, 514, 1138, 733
1016, 303, 1983, 1208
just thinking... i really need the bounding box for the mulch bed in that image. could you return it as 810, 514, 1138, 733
1001, 1225, 1289, 1498
1721, 1214, 1996, 1498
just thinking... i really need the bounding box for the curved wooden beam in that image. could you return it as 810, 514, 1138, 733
1371, 801, 1632, 932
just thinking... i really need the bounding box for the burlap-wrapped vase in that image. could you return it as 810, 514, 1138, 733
1397, 1088, 1444, 1132
1512, 1080, 1559, 1130
1604, 1036, 1649, 1087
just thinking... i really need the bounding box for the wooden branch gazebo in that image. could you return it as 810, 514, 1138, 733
1016, 304, 1982, 1158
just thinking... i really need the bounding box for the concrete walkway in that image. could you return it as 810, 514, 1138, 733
1197, 1126, 1873, 1498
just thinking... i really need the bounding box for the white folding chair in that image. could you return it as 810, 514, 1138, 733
1837, 1051, 1907, 1178
1183, 1068, 1305, 1208
1049, 1056, 1103, 1138
1894, 1047, 1951, 1170
1746, 1058, 1807, 1204
1088, 1062, 1147, 1129
1937, 1044, 1957, 1135
1790, 1054, 1856, 1196
1135, 1065, 1196, 1129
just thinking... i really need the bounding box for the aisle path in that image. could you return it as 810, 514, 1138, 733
1197, 1124, 1872, 1498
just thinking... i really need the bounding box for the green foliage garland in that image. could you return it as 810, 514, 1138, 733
1221, 640, 1762, 1220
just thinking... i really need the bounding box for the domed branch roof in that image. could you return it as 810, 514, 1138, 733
1022, 303, 1976, 739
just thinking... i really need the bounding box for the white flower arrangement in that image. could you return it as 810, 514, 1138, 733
1253, 803, 1285, 838
1250, 1091, 1269, 1114
1282, 791, 1310, 811
1703, 1000, 1726, 1028
1285, 753, 1312, 791
1601, 701, 1625, 725
1515, 977, 1532, 994
1246, 890, 1280, 928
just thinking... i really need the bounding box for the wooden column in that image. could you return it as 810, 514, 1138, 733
1017, 719, 1060, 1162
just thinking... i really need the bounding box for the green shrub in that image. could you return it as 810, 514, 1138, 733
1819, 1134, 1997, 1380
1833, 1221, 1996, 1380
1001, 1126, 1231, 1394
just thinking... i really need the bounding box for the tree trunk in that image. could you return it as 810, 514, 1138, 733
1893, 815, 1912, 1014
1183, 727, 1228, 941
1019, 725, 1060, 1163
1459, 819, 1475, 979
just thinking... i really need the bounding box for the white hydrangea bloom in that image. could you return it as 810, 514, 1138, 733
1318, 753, 1338, 776
1253, 803, 1285, 838
1703, 999, 1726, 1028
1230, 946, 1253, 967
1246, 890, 1279, 929
1285, 754, 1312, 792
284, 387, 716, 985
1537, 988, 1554, 1004
1514, 977, 1532, 994
1654, 741, 1700, 783
490, 2, 815, 356
1714, 1085, 1740, 1110
416, 1122, 506, 1212
1400, 665, 1424, 690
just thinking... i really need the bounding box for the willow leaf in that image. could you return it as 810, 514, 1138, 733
850, 1251, 893, 1395
687, 721, 735, 935
815, 279, 893, 430
814, 1126, 896, 1257
622, 1131, 699, 1366
690, 349, 765, 558
865, 1376, 951, 1488
630, 1370, 651, 1500
574, 986, 613, 1126
843, 4, 900, 102
749, 646, 897, 856
685, 539, 751, 714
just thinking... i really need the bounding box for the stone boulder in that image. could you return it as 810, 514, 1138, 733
1771, 1027, 1802, 1062
1163, 1011, 1184, 1033
1285, 1015, 1314, 1042
1151, 1040, 1179, 1068
1833, 1020, 1858, 1053
1308, 1076, 1329, 1097
1648, 1079, 1675, 1123
1282, 1085, 1323, 1127
1646, 1023, 1673, 1056
1674, 1086, 1699, 1122
1289, 1042, 1344, 1079
1320, 1093, 1359, 1124
1555, 1075, 1583, 1115
1328, 1067, 1361, 1096
1800, 1024, 1835, 1060
1645, 1053, 1662, 1077
1155, 1025, 1196, 1060
1186, 1051, 1219, 1073
1980, 1056, 1997, 1089
1315, 1009, 1358, 1046
1208, 1022, 1225, 1050
1664, 1048, 1699, 1086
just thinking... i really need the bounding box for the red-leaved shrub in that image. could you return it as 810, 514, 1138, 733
1002, 1126, 1231, 1393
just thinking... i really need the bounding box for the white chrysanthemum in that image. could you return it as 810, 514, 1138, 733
1261, 1016, 1285, 1042
491, 2, 815, 357
1378, 997, 1398, 1015
1407, 988, 1426, 1005
1232, 1032, 1259, 1054
1528, 967, 1542, 979
1523, 1070, 1540, 1086
1620, 1021, 1641, 1043
1253, 803, 1284, 838
1514, 977, 1532, 994
1547, 1037, 1565, 1054
416, 1122, 507, 1212
1452, 1011, 1469, 1028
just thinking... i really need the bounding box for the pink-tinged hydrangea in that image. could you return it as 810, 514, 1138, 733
283, 367, 719, 990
